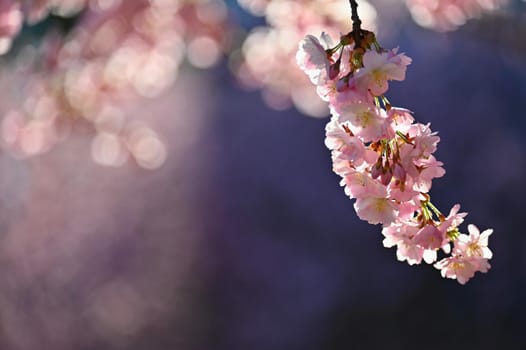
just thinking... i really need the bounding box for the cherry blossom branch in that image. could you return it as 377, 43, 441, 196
296, 21, 493, 284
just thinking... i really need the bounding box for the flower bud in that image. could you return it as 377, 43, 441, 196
371, 161, 382, 179
393, 163, 406, 183
380, 170, 392, 186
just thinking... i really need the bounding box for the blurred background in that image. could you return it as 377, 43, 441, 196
0, 0, 524, 349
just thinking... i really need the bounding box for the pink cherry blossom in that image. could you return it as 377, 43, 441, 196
325, 117, 351, 150
389, 107, 415, 132
355, 49, 412, 96
382, 221, 426, 265
339, 138, 367, 164
408, 123, 441, 158
397, 238, 427, 265
434, 255, 490, 285
341, 170, 386, 199
437, 204, 467, 233
411, 156, 446, 192
456, 224, 493, 259
354, 196, 397, 225
413, 224, 445, 251
336, 102, 390, 142
296, 34, 331, 85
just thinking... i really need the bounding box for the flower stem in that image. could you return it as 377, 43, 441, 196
427, 201, 443, 218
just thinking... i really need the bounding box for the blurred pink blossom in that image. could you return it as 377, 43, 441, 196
0, 0, 231, 168
0, 0, 90, 54
406, 0, 508, 31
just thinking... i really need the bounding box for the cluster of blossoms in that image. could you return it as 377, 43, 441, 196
1, 0, 230, 168
234, 0, 377, 117
405, 0, 507, 31
296, 30, 493, 283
